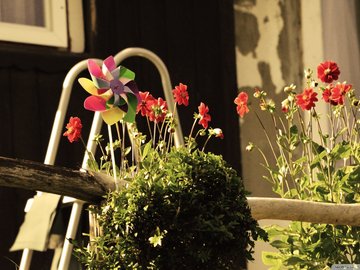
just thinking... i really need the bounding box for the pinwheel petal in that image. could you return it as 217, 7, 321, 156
110, 67, 120, 80
79, 78, 112, 99
78, 78, 100, 96
84, 96, 107, 111
88, 59, 104, 79
123, 93, 138, 123
124, 81, 140, 102
103, 56, 116, 72
119, 66, 135, 80
90, 75, 110, 89
101, 107, 125, 125
103, 56, 116, 81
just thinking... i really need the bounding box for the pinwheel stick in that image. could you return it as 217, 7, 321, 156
107, 124, 118, 189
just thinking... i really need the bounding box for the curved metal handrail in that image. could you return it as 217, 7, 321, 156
20, 48, 183, 270
114, 47, 184, 146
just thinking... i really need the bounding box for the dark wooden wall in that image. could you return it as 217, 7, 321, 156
0, 0, 239, 269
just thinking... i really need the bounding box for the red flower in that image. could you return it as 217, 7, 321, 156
63, 117, 82, 143
198, 102, 211, 129
296, 88, 318, 110
322, 86, 333, 104
137, 91, 155, 116
172, 83, 189, 106
234, 92, 249, 118
148, 97, 168, 123
317, 61, 340, 83
329, 83, 352, 105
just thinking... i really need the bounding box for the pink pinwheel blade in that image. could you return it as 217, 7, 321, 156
84, 96, 107, 111
103, 56, 116, 72
88, 59, 105, 79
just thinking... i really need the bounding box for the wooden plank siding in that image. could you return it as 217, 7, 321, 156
0, 1, 239, 269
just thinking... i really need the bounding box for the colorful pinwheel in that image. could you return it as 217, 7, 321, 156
78, 56, 140, 125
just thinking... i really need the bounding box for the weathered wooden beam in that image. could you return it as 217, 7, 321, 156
248, 197, 360, 226
1, 156, 360, 226
0, 156, 113, 203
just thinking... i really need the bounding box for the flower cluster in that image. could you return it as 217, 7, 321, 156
235, 61, 360, 268
235, 61, 356, 117
63, 56, 223, 174
65, 56, 261, 269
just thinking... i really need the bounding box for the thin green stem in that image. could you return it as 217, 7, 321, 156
254, 111, 277, 160
80, 137, 98, 171
202, 135, 212, 152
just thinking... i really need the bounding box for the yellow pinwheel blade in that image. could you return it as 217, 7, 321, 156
78, 78, 99, 95
101, 107, 125, 125
78, 77, 112, 100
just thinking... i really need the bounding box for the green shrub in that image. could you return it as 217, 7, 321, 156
76, 147, 266, 269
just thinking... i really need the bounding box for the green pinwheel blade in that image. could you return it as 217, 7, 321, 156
90, 74, 109, 89
123, 93, 138, 123
119, 67, 135, 80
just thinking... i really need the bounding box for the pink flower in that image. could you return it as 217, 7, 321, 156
148, 98, 168, 123
63, 117, 82, 143
317, 61, 340, 83
234, 92, 249, 118
296, 88, 318, 110
172, 83, 189, 106
137, 91, 155, 117
198, 102, 211, 129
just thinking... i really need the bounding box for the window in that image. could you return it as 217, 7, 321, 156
0, 0, 84, 52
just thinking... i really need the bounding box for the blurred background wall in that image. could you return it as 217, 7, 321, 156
234, 0, 360, 269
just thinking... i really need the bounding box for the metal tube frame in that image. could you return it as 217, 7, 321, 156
19, 47, 183, 270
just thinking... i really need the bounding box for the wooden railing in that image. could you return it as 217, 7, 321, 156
1, 155, 360, 226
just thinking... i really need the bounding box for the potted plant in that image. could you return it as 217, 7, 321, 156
64, 56, 267, 269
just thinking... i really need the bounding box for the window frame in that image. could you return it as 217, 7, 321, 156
0, 0, 84, 52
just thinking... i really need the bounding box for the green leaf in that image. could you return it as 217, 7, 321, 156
330, 142, 351, 160
285, 256, 305, 266
310, 149, 327, 169
124, 146, 132, 156
262, 251, 283, 269
289, 125, 298, 135
264, 225, 285, 237
270, 240, 289, 249
346, 166, 360, 185
311, 141, 326, 155
141, 141, 152, 161
294, 156, 307, 165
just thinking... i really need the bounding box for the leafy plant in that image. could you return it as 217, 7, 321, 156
75, 147, 266, 269
64, 56, 266, 269
236, 61, 360, 268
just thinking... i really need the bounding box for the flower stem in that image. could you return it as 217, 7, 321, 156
202, 135, 212, 152
254, 111, 277, 160
80, 137, 98, 171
